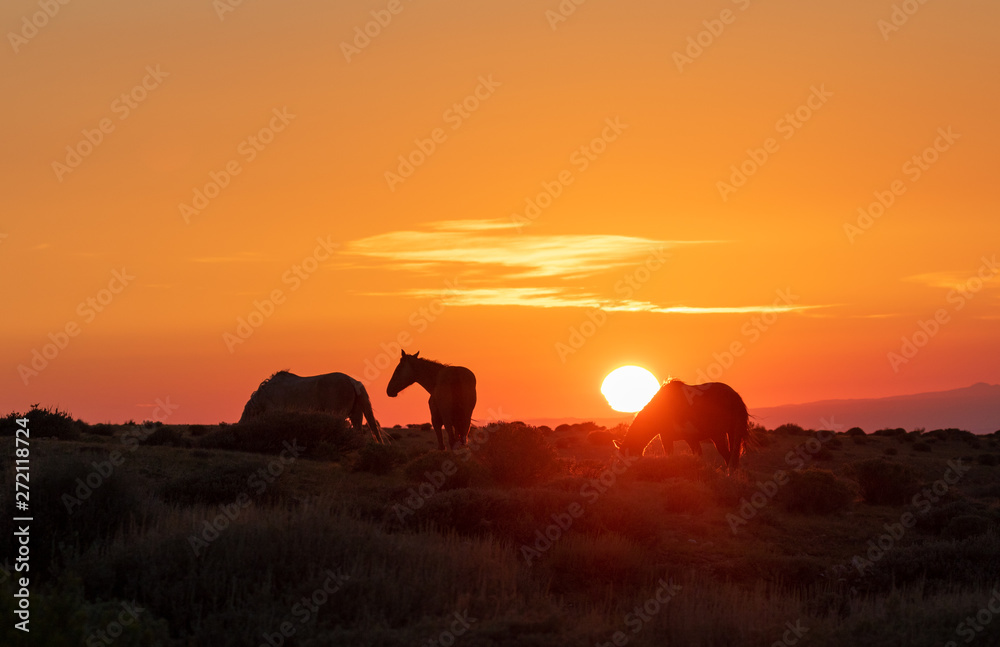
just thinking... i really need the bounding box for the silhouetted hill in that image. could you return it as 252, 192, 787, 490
752, 382, 1000, 434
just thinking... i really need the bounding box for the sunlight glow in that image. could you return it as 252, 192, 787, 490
601, 366, 660, 413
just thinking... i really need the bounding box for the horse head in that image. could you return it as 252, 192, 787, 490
386, 350, 420, 397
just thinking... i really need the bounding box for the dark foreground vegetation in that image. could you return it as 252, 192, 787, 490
3, 406, 1000, 646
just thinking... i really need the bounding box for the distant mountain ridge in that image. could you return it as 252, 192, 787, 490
751, 383, 1000, 435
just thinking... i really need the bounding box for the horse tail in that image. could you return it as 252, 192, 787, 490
728, 405, 756, 470
356, 383, 386, 444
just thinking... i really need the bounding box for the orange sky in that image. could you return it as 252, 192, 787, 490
3, 0, 998, 425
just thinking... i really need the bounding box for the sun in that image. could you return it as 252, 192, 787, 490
601, 366, 660, 413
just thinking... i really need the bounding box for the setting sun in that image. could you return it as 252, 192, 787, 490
601, 366, 661, 413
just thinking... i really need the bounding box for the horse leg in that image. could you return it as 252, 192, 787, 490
430, 400, 446, 451
712, 434, 731, 468
728, 426, 744, 471
444, 423, 458, 450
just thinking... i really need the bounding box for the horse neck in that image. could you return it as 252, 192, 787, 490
411, 359, 444, 393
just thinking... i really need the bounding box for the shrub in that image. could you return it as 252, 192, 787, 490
850, 459, 921, 505
476, 423, 559, 487
942, 515, 993, 540
912, 442, 932, 452
851, 435, 868, 445
0, 405, 83, 440
780, 468, 855, 514
402, 451, 489, 489
845, 427, 866, 437
200, 412, 364, 457
884, 447, 898, 456
873, 428, 906, 437
978, 453, 999, 466
774, 424, 807, 436
352, 443, 407, 475
632, 455, 712, 483
140, 426, 191, 448
586, 430, 616, 446
0, 455, 143, 571
159, 464, 291, 506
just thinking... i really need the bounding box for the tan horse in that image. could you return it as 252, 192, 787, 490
240, 371, 383, 443
615, 379, 751, 470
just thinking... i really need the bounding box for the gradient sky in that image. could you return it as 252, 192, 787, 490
3, 0, 998, 425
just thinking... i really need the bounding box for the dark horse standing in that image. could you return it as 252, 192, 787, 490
614, 379, 751, 471
386, 350, 476, 450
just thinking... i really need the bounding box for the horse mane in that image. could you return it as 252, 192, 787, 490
412, 356, 449, 370
245, 369, 291, 412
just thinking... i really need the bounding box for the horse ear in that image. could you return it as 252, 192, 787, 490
401, 349, 407, 358
413, 351, 420, 358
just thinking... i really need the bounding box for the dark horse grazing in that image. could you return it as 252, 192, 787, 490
386, 350, 476, 450
240, 371, 384, 443
614, 379, 751, 471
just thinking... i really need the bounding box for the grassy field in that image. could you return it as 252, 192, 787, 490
3, 408, 1000, 646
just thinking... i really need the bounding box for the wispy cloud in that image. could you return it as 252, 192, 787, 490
343, 220, 828, 315
187, 253, 269, 264
904, 270, 1000, 290
373, 287, 825, 315
344, 219, 714, 279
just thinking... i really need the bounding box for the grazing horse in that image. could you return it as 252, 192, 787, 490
386, 350, 476, 450
614, 379, 751, 470
239, 370, 384, 443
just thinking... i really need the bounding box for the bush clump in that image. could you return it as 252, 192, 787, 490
402, 451, 489, 489
978, 454, 999, 466
850, 459, 921, 505
200, 411, 364, 457
140, 426, 191, 448
352, 443, 407, 475
912, 442, 932, 452
476, 423, 559, 487
780, 468, 855, 514
845, 427, 866, 437
1, 405, 83, 440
